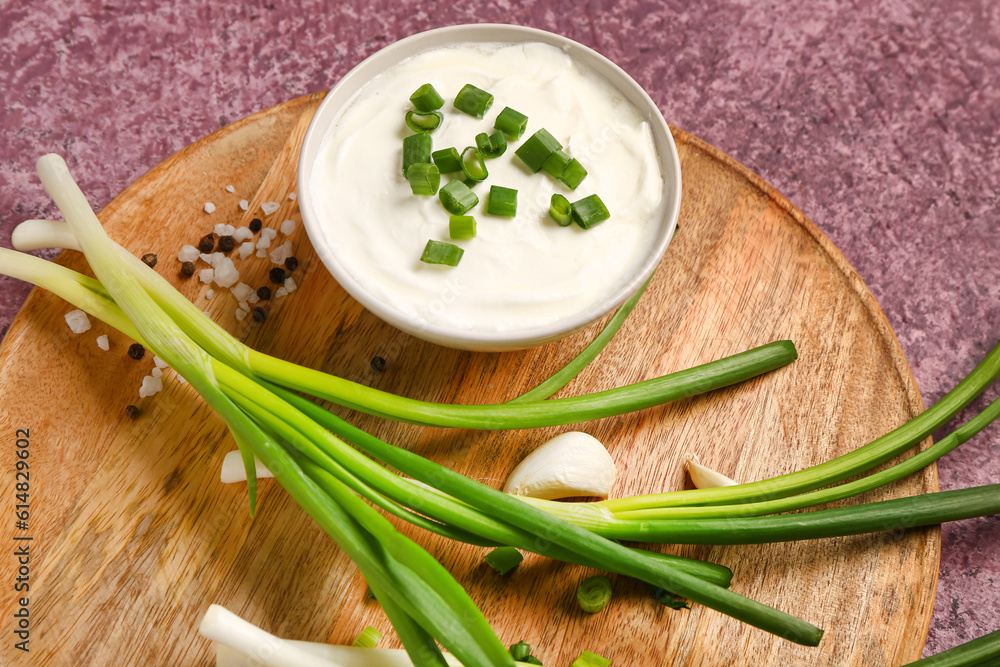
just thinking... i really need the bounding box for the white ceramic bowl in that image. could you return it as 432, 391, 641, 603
298, 23, 681, 351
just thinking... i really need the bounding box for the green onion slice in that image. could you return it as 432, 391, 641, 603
402, 133, 432, 176
572, 650, 612, 667
549, 194, 573, 226
454, 83, 494, 118
449, 215, 477, 240
439, 179, 479, 215
487, 185, 517, 218
571, 194, 610, 229
431, 147, 463, 173
409, 83, 444, 111
419, 240, 464, 267
405, 110, 443, 134
509, 641, 532, 661
494, 106, 528, 139
460, 146, 489, 182
405, 163, 440, 196
351, 626, 383, 648
576, 575, 612, 613
541, 150, 571, 179
475, 130, 507, 159
484, 546, 523, 574
560, 158, 588, 190
514, 128, 562, 172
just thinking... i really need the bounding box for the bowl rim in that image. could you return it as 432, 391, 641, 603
298, 22, 682, 351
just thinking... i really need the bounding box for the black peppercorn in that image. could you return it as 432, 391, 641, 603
181, 261, 196, 277
127, 343, 146, 360
125, 404, 140, 420
141, 253, 158, 268
218, 235, 236, 252
256, 285, 272, 300
370, 356, 387, 372
252, 307, 267, 323
198, 233, 215, 253
284, 256, 299, 272
249, 218, 263, 233
269, 267, 286, 284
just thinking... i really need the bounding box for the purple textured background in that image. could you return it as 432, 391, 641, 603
1, 0, 997, 660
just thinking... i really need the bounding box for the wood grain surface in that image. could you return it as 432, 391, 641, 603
0, 94, 938, 666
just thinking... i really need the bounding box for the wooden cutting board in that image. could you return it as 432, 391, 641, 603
0, 93, 937, 666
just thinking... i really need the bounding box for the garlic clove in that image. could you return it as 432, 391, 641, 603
685, 453, 738, 489
503, 431, 616, 500
220, 450, 274, 483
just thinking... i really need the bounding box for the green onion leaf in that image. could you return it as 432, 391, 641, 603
439, 179, 479, 215
475, 130, 508, 159
351, 626, 383, 648
409, 83, 444, 111
549, 194, 573, 226
571, 194, 611, 229
454, 83, 494, 118
460, 146, 489, 182
419, 240, 464, 267
449, 215, 477, 240
405, 110, 443, 134
484, 546, 523, 575
405, 163, 440, 196
494, 106, 529, 139
514, 129, 562, 172
559, 158, 588, 190
572, 650, 612, 667
402, 134, 432, 176
576, 575, 613, 613
431, 147, 463, 173
487, 185, 518, 218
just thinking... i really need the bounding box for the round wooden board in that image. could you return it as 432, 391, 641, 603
0, 94, 937, 666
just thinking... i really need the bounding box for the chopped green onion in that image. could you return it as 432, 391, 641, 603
405, 110, 443, 134
460, 146, 489, 182
409, 83, 444, 111
549, 194, 573, 226
351, 626, 383, 648
405, 163, 440, 196
509, 641, 532, 661
402, 133, 432, 176
475, 130, 507, 159
487, 185, 517, 217
571, 194, 611, 229
453, 83, 494, 118
431, 147, 463, 173
439, 179, 479, 215
419, 240, 464, 267
576, 575, 613, 613
494, 106, 528, 139
449, 215, 477, 240
514, 128, 562, 172
560, 158, 588, 190
484, 546, 522, 575
541, 150, 571, 179
572, 650, 611, 667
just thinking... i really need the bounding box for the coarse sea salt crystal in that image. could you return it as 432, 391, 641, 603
283, 277, 297, 293
233, 227, 253, 243
238, 300, 251, 312
96, 334, 110, 351
153, 355, 168, 368
269, 241, 293, 265
235, 309, 247, 322
151, 367, 163, 378
261, 201, 280, 215
280, 219, 296, 235
261, 227, 278, 241
256, 248, 267, 258
213, 257, 240, 288
248, 293, 260, 305
288, 192, 297, 201
274, 286, 288, 299
256, 236, 271, 250
177, 374, 187, 385
206, 289, 215, 300
178, 245, 200, 262
232, 282, 254, 302
199, 268, 215, 284
225, 185, 235, 193
64, 309, 91, 333
239, 241, 255, 259
204, 202, 216, 214
138, 375, 163, 398
239, 199, 249, 211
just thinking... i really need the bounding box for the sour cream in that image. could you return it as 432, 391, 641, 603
309, 41, 665, 338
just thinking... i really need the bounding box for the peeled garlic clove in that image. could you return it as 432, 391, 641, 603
685, 453, 737, 489
503, 431, 615, 500
220, 450, 274, 483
